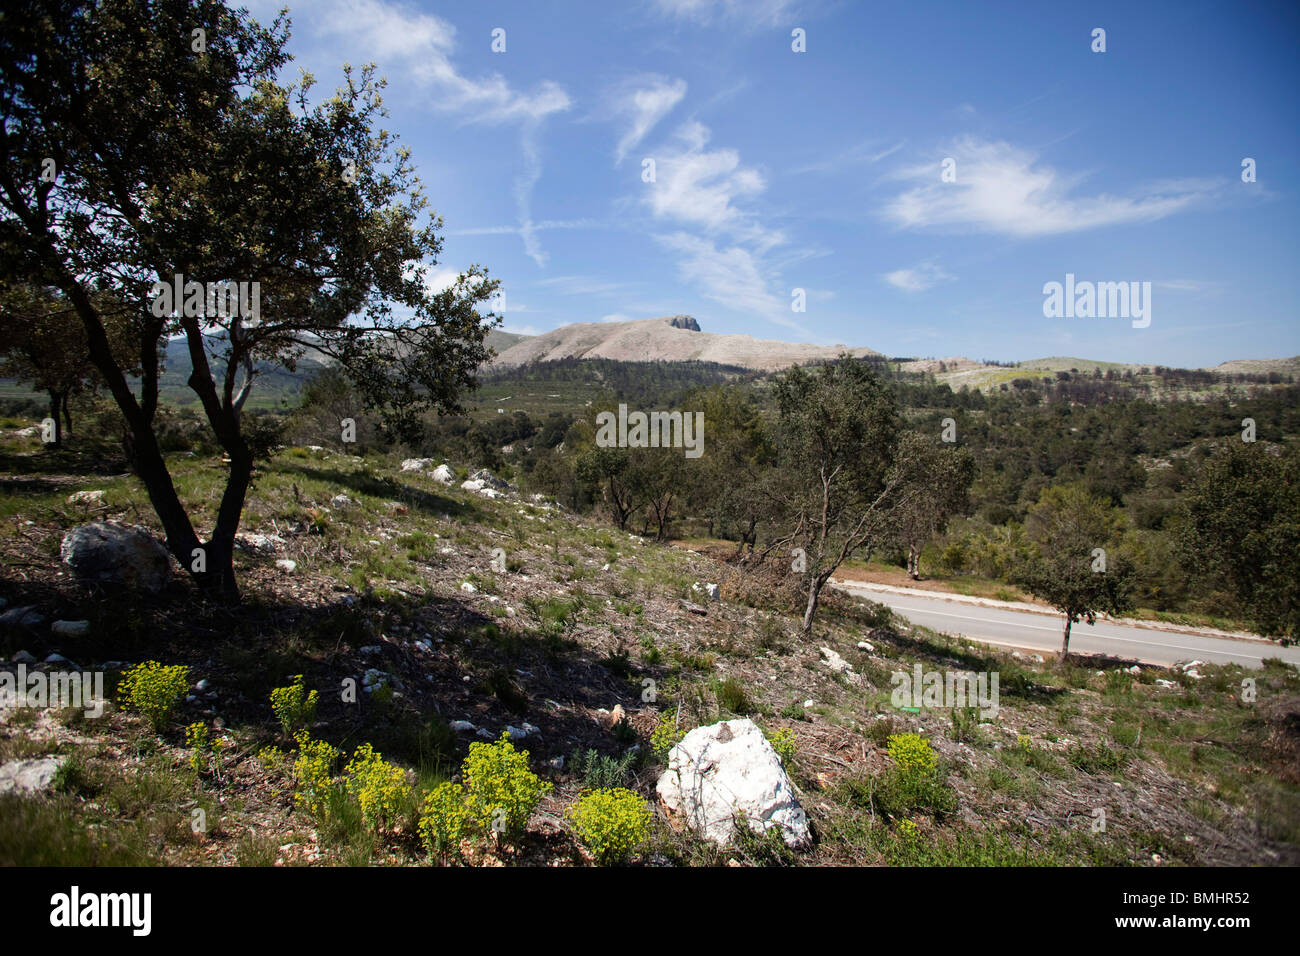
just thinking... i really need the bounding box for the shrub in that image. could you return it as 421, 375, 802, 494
714, 677, 752, 714
887, 733, 937, 776
186, 722, 211, 775
343, 743, 412, 830
292, 731, 341, 818
651, 711, 686, 759
418, 782, 470, 862
572, 748, 637, 789
270, 675, 318, 735
462, 732, 551, 845
565, 788, 652, 865
767, 727, 797, 768
116, 661, 190, 730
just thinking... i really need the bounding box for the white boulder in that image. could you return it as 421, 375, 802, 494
431, 464, 454, 485
656, 718, 810, 849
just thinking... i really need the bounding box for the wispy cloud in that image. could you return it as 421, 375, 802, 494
654, 0, 796, 27
883, 137, 1216, 237
613, 76, 688, 166
792, 139, 905, 175
291, 0, 572, 266
883, 261, 955, 292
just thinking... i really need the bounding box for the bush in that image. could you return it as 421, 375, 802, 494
116, 661, 190, 730
887, 733, 937, 775
461, 732, 551, 845
418, 782, 470, 862
714, 677, 753, 715
270, 675, 318, 736
565, 788, 652, 865
651, 711, 686, 759
292, 731, 342, 818
766, 727, 797, 768
572, 748, 637, 789
343, 743, 412, 830
186, 722, 211, 775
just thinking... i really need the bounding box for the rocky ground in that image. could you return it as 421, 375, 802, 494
1, 430, 1297, 866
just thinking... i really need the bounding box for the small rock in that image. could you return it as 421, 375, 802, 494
0, 606, 45, 629
331, 494, 354, 508
450, 721, 476, 733
856, 640, 874, 652
66, 489, 106, 506
11, 650, 37, 664
44, 653, 71, 665
275, 559, 297, 573
460, 581, 477, 593
50, 620, 91, 637
0, 757, 65, 794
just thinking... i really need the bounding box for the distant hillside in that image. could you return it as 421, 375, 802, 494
489, 315, 881, 372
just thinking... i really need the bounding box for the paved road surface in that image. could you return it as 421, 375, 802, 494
832, 582, 1299, 669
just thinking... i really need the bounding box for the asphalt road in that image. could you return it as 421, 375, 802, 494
832, 582, 1299, 669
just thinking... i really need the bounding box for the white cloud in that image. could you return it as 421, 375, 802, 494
613, 76, 687, 165
654, 0, 796, 27
883, 137, 1215, 237
792, 139, 905, 175
656, 232, 800, 329
646, 121, 783, 249
883, 261, 955, 292
295, 0, 571, 266
638, 121, 799, 329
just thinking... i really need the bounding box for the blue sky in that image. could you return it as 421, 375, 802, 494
242, 0, 1299, 367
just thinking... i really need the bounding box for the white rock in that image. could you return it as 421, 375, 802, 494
1127, 665, 1142, 675
505, 724, 530, 739
431, 464, 454, 485
1155, 679, 1177, 688
450, 721, 476, 732
235, 532, 284, 554
400, 458, 436, 472
66, 489, 106, 506
656, 718, 810, 849
0, 757, 65, 794
275, 559, 297, 573
856, 640, 874, 652
460, 479, 485, 492
819, 646, 859, 682
331, 494, 354, 508
50, 620, 91, 637
705, 583, 720, 601
460, 581, 477, 593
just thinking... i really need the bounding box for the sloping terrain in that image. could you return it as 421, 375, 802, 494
489, 316, 882, 371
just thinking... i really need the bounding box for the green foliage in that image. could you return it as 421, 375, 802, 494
292, 731, 342, 818
714, 677, 753, 715
418, 782, 470, 862
186, 722, 212, 775
887, 733, 937, 776
651, 711, 686, 759
766, 727, 797, 768
461, 732, 551, 845
343, 743, 412, 830
116, 661, 190, 730
270, 675, 319, 735
1175, 442, 1300, 641
565, 788, 652, 865
1015, 484, 1137, 655
571, 748, 637, 789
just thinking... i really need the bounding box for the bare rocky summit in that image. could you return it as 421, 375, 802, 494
489, 316, 881, 372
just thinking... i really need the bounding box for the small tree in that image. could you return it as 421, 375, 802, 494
890, 432, 975, 579
1174, 442, 1300, 642
1016, 485, 1136, 660
763, 358, 932, 636
0, 1, 499, 600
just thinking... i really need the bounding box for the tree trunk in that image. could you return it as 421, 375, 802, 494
1060, 616, 1072, 660
801, 582, 820, 636
907, 542, 921, 579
